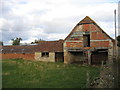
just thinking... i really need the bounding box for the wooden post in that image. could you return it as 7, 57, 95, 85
101, 61, 104, 71
88, 50, 91, 65
114, 9, 118, 59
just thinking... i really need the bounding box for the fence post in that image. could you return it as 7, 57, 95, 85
86, 71, 90, 88
88, 50, 91, 65
101, 61, 104, 70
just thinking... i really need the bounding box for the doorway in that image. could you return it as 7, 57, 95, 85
69, 52, 84, 64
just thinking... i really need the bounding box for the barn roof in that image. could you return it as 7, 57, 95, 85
1, 45, 37, 54
1, 40, 64, 53
78, 16, 95, 24
65, 16, 115, 42
37, 40, 64, 52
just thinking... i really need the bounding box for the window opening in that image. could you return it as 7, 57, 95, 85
83, 34, 90, 47
41, 52, 49, 57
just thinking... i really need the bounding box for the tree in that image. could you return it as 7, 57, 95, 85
31, 39, 45, 44
11, 37, 22, 45
117, 35, 120, 47
0, 41, 3, 46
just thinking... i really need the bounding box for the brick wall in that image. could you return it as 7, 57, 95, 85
66, 42, 83, 48
91, 32, 109, 40
91, 41, 110, 47
1, 53, 35, 60
64, 23, 112, 49
90, 24, 98, 31
83, 24, 90, 32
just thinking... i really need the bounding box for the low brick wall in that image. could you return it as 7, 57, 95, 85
1, 53, 35, 60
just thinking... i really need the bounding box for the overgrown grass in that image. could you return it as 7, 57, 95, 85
2, 59, 100, 88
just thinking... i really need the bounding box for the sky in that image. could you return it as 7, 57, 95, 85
0, 0, 119, 45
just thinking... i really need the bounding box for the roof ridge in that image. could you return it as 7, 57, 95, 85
78, 16, 95, 24
38, 40, 64, 43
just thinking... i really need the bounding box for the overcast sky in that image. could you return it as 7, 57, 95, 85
0, 0, 119, 45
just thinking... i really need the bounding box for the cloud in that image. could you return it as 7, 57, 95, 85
1, 0, 118, 45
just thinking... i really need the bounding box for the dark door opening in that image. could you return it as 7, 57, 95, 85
69, 52, 84, 64
83, 34, 90, 47
91, 50, 108, 65
55, 52, 64, 62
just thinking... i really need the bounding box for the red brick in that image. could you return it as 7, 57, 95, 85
2, 53, 34, 60
91, 41, 109, 47
83, 24, 90, 32
66, 42, 83, 48
90, 24, 97, 31
97, 32, 109, 40
91, 32, 98, 40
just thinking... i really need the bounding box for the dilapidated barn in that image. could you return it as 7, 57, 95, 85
1, 16, 115, 64
64, 16, 115, 64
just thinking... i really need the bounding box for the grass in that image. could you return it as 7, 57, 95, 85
2, 59, 100, 88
